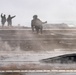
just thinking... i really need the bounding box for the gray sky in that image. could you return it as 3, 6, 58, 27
0, 0, 76, 27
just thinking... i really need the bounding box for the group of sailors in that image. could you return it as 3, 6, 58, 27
1, 13, 16, 27
1, 13, 47, 34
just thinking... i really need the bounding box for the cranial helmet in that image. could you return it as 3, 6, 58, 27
33, 15, 38, 18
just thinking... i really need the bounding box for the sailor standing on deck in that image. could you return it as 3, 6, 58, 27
7, 15, 16, 26
31, 15, 47, 34
1, 13, 6, 27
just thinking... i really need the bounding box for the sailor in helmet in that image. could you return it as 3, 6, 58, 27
31, 15, 47, 34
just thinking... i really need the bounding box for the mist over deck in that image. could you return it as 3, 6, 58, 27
0, 24, 76, 70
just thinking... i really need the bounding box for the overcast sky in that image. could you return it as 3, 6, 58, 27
0, 0, 76, 27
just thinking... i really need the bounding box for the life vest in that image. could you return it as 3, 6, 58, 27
35, 19, 42, 26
